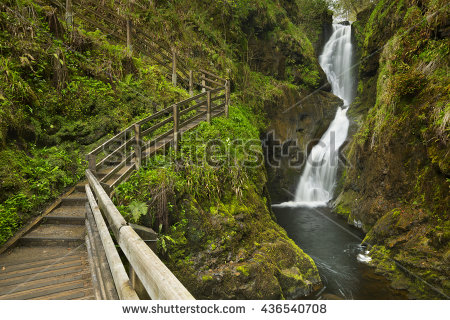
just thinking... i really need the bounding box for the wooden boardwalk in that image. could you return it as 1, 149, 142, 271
0, 185, 96, 300
0, 96, 226, 300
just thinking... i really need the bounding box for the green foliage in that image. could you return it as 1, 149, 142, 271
0, 145, 83, 244
128, 201, 148, 223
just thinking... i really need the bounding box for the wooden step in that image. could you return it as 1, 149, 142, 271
103, 164, 134, 186
61, 193, 87, 206
75, 183, 87, 192
42, 215, 86, 225
0, 259, 83, 281
48, 206, 85, 219
20, 224, 85, 247
0, 270, 89, 296
0, 246, 85, 266
32, 287, 94, 300
0, 265, 85, 288
0, 253, 82, 274
0, 279, 86, 300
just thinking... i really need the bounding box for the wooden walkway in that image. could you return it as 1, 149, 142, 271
0, 79, 228, 299
0, 184, 96, 300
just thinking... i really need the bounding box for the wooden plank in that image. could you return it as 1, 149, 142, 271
189, 70, 194, 96
212, 102, 226, 111
179, 101, 204, 117
134, 124, 142, 170
144, 129, 173, 149
173, 104, 180, 152
142, 138, 172, 160
207, 91, 211, 123
198, 69, 226, 82
211, 93, 226, 102
200, 84, 214, 91
172, 48, 177, 86
179, 111, 207, 129
200, 76, 225, 87
85, 186, 138, 300
85, 226, 106, 300
99, 155, 132, 184
214, 109, 226, 118
209, 86, 225, 94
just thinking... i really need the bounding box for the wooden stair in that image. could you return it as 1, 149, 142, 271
0, 183, 106, 300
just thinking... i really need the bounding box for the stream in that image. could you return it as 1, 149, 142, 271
274, 206, 408, 299
272, 24, 408, 299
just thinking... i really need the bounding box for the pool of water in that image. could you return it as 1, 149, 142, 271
273, 205, 409, 299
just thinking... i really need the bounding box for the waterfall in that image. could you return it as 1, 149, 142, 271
294, 24, 354, 206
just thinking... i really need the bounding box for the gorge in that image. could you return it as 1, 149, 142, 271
0, 0, 448, 301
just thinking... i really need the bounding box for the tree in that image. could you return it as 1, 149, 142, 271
332, 0, 376, 20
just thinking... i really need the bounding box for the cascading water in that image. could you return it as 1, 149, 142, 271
294, 24, 354, 206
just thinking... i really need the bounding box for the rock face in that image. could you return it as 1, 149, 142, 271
263, 85, 343, 202
334, 0, 450, 299
167, 191, 322, 300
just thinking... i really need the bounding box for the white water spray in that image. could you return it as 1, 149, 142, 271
293, 24, 354, 206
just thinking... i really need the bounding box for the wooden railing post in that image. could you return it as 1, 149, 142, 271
206, 91, 211, 123
226, 69, 231, 116
173, 104, 179, 152
172, 48, 177, 86
225, 81, 230, 118
201, 72, 206, 93
87, 154, 97, 176
65, 0, 73, 28
134, 124, 142, 170
130, 266, 137, 289
189, 70, 194, 96
126, 18, 132, 56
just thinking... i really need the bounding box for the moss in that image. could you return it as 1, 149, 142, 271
236, 265, 250, 276
202, 275, 213, 281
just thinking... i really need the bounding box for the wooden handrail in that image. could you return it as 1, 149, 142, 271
85, 185, 139, 300
137, 105, 173, 126
199, 69, 226, 82
86, 170, 195, 300
141, 116, 173, 137
177, 91, 208, 106
96, 136, 134, 169
200, 76, 225, 87
88, 125, 133, 156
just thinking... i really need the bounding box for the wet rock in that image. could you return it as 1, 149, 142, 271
263, 85, 343, 202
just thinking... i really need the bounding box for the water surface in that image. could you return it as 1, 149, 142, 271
273, 205, 408, 299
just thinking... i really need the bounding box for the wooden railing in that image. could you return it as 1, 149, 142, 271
85, 170, 195, 300
86, 80, 229, 191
